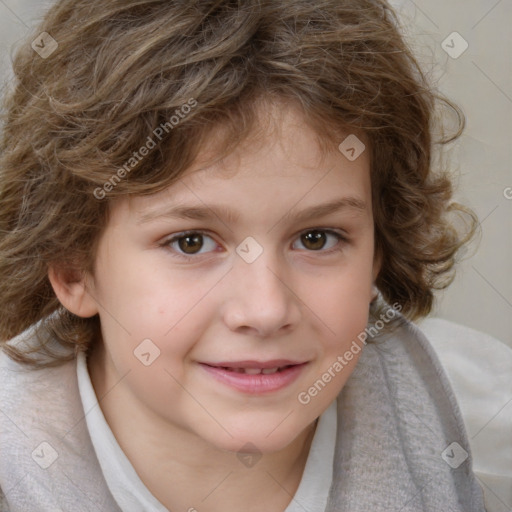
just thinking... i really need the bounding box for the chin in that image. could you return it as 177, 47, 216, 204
200, 421, 309, 456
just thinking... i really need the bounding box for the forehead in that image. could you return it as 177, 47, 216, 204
189, 99, 369, 176
124, 102, 372, 224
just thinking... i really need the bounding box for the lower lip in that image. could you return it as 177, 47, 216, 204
199, 363, 307, 394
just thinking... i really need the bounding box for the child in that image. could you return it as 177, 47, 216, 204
0, 0, 492, 510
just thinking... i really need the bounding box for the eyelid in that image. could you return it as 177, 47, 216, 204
161, 227, 350, 261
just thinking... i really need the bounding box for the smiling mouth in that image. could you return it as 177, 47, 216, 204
206, 365, 296, 375
199, 360, 308, 394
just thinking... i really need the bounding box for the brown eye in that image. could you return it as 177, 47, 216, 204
178, 233, 204, 254
301, 230, 327, 250
292, 229, 346, 253
165, 231, 217, 258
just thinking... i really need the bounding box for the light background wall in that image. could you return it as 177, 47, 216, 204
389, 0, 512, 346
0, 0, 510, 345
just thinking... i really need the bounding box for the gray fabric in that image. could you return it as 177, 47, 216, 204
328, 317, 486, 511
0, 344, 121, 511
0, 314, 486, 511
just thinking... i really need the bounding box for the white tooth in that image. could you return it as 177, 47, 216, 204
243, 368, 262, 375
262, 367, 279, 374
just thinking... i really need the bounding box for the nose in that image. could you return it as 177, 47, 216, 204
221, 250, 301, 338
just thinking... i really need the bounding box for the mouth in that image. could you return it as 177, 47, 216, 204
212, 365, 294, 375
199, 360, 308, 394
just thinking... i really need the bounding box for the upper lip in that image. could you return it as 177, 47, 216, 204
201, 360, 306, 369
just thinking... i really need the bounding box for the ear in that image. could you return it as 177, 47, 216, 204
48, 265, 98, 318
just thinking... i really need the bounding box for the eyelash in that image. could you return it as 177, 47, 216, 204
161, 228, 349, 261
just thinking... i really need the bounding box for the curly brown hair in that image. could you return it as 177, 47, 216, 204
0, 0, 477, 366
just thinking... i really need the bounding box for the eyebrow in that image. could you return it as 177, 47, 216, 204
137, 197, 367, 226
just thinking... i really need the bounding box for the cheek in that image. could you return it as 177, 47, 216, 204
326, 297, 371, 354
93, 250, 201, 333
314, 262, 373, 318
306, 273, 372, 403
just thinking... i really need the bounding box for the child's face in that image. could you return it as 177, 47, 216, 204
85, 104, 378, 454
